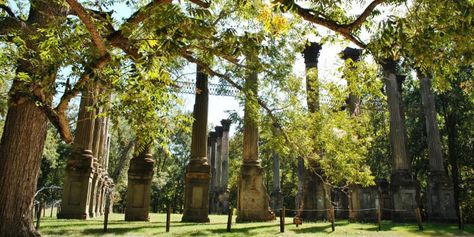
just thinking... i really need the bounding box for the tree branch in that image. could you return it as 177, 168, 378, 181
65, 0, 108, 56
276, 0, 385, 48
347, 0, 385, 30
55, 54, 111, 114
188, 0, 210, 8
0, 4, 16, 18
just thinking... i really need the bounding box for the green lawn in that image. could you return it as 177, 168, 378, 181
38, 212, 474, 236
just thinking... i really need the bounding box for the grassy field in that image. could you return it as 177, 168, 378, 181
38, 212, 474, 236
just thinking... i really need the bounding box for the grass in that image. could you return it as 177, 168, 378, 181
38, 212, 474, 237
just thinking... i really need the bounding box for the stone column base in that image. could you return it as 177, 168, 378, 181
236, 163, 275, 222
271, 189, 283, 213
182, 159, 211, 222
427, 171, 456, 221
125, 154, 154, 221
58, 150, 95, 220
391, 171, 417, 221
300, 169, 329, 221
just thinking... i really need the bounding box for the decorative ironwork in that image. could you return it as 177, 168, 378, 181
173, 80, 240, 97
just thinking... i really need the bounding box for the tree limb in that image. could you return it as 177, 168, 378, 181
276, 0, 386, 48
65, 0, 108, 56
0, 3, 16, 18
347, 0, 385, 31
188, 0, 210, 8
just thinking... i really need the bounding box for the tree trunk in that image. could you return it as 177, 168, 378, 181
445, 108, 461, 224
111, 140, 134, 182
0, 97, 49, 237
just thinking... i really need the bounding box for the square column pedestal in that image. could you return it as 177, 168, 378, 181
125, 154, 155, 221
58, 150, 95, 219
236, 161, 275, 222
391, 171, 417, 221
427, 171, 456, 221
182, 159, 211, 222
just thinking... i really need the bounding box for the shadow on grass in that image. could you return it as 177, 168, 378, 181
82, 226, 155, 235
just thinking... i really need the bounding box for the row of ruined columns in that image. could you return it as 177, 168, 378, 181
296, 42, 455, 222
59, 42, 455, 223
59, 85, 113, 219
208, 120, 231, 214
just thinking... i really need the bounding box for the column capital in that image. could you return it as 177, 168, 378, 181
381, 59, 398, 72
340, 47, 362, 61
302, 41, 322, 67
209, 131, 217, 143
215, 126, 224, 138
220, 119, 232, 131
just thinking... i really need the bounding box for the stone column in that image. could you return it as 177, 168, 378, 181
215, 126, 223, 192
341, 47, 362, 220
214, 126, 223, 213
89, 111, 103, 218
341, 47, 363, 116
182, 64, 211, 222
220, 119, 231, 213
59, 87, 97, 219
382, 60, 416, 221
236, 55, 275, 222
125, 144, 155, 221
418, 73, 456, 221
94, 175, 103, 216
271, 125, 283, 212
299, 42, 329, 221
208, 132, 217, 213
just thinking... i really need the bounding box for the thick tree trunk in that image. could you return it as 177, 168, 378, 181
0, 97, 49, 237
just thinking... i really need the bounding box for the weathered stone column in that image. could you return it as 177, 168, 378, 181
95, 175, 103, 216
341, 47, 363, 116
125, 144, 155, 221
59, 87, 97, 219
208, 132, 217, 213
271, 125, 283, 212
182, 64, 211, 222
89, 111, 103, 218
341, 47, 363, 220
236, 55, 275, 222
299, 42, 329, 221
382, 60, 416, 221
215, 126, 223, 192
418, 73, 456, 221
220, 119, 231, 213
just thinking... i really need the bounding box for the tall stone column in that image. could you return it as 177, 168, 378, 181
299, 42, 329, 221
236, 56, 275, 222
341, 47, 363, 220
341, 47, 363, 116
89, 110, 103, 218
418, 73, 456, 221
382, 60, 416, 221
208, 132, 217, 213
59, 87, 97, 219
182, 64, 211, 222
220, 119, 231, 213
271, 125, 283, 212
125, 144, 155, 221
215, 126, 223, 192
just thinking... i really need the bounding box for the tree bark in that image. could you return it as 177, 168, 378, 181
0, 83, 50, 237
111, 140, 134, 182
444, 104, 461, 225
